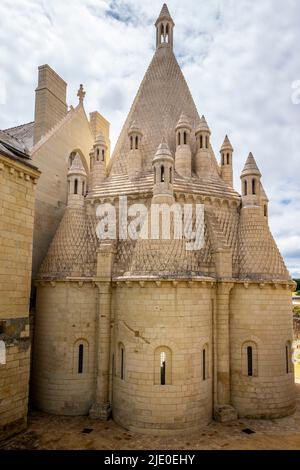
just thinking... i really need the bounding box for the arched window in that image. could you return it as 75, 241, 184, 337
130, 136, 133, 150
119, 343, 125, 380
78, 344, 84, 374
178, 132, 181, 146
154, 346, 172, 385
161, 165, 165, 183
73, 339, 88, 375
200, 135, 203, 149
0, 340, 6, 365
205, 136, 209, 149
102, 149, 105, 161
227, 153, 230, 164
160, 24, 164, 43
252, 178, 256, 195
169, 167, 172, 184
74, 179, 78, 195
286, 341, 292, 373
244, 180, 248, 196
135, 136, 139, 150
184, 132, 187, 145
242, 341, 258, 377
202, 344, 209, 380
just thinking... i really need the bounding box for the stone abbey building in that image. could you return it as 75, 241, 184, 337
1, 4, 296, 436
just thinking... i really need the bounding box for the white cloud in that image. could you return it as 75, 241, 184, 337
0, 0, 299, 275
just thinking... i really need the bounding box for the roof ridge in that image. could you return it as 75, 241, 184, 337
3, 121, 34, 132
30, 106, 80, 154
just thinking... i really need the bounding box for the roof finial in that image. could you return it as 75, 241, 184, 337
77, 84, 86, 105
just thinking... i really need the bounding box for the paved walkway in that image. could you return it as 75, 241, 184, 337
2, 383, 300, 450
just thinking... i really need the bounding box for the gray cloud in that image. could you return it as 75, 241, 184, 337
0, 0, 299, 275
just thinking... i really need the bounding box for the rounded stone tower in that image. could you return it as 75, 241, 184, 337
220, 135, 233, 187
127, 121, 143, 180
90, 130, 107, 190
195, 115, 212, 177
152, 139, 174, 204
67, 153, 87, 208
175, 113, 192, 178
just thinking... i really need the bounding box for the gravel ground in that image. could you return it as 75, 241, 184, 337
1, 383, 300, 450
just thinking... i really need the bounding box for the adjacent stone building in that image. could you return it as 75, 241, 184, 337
31, 4, 296, 435
4, 65, 110, 280
0, 131, 40, 439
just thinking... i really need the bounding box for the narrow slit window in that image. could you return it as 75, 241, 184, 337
202, 349, 206, 380
121, 347, 124, 380
161, 166, 165, 183
102, 149, 105, 161
74, 179, 78, 195
130, 136, 133, 150
200, 135, 203, 149
160, 351, 166, 385
82, 182, 85, 196
169, 167, 172, 184
97, 148, 100, 161
244, 180, 248, 196
205, 136, 209, 149
184, 132, 187, 145
178, 132, 181, 146
247, 346, 253, 376
227, 153, 230, 164
252, 178, 256, 195
135, 136, 139, 150
78, 344, 84, 374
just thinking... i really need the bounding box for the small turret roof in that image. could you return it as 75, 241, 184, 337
95, 129, 107, 146
196, 115, 211, 134
153, 138, 173, 161
241, 152, 261, 177
155, 3, 174, 25
68, 153, 87, 176
128, 120, 143, 136
220, 135, 233, 152
176, 113, 192, 131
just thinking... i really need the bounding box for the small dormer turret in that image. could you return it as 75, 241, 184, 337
195, 115, 211, 178
128, 121, 143, 180
220, 135, 234, 187
67, 153, 87, 208
90, 130, 107, 189
175, 113, 192, 178
240, 152, 261, 208
152, 138, 174, 204
155, 4, 174, 50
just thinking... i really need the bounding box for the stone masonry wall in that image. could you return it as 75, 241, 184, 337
230, 284, 295, 418
32, 282, 96, 415
112, 281, 213, 434
0, 154, 39, 440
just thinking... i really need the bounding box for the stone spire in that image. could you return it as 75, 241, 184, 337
241, 152, 261, 177
220, 135, 234, 187
77, 84, 86, 105
155, 3, 175, 50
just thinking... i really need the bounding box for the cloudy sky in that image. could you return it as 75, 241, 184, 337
0, 0, 299, 276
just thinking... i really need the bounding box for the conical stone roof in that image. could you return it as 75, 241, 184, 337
221, 135, 233, 152
108, 46, 202, 175
241, 152, 261, 177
